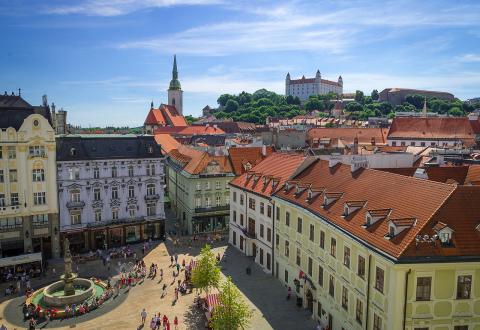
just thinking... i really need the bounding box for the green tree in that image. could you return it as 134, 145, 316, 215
448, 107, 463, 117
225, 99, 240, 113
345, 101, 363, 112
191, 245, 221, 294
325, 122, 334, 128
405, 94, 424, 109
354, 90, 365, 103
305, 97, 325, 111
237, 91, 252, 105
371, 89, 379, 101
211, 276, 252, 330
217, 94, 234, 107
184, 115, 196, 125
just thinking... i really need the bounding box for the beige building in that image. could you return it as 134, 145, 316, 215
0, 94, 60, 258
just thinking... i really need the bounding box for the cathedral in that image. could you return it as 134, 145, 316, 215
144, 55, 187, 133
285, 70, 343, 101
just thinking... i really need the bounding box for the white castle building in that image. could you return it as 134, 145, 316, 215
285, 70, 343, 101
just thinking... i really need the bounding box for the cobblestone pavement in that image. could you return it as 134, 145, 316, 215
0, 211, 316, 330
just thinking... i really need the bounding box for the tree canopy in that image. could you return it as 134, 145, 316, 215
211, 276, 252, 330
191, 244, 221, 294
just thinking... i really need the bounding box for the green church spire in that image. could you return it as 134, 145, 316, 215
169, 54, 181, 90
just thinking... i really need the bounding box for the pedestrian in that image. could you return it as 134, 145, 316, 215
141, 308, 147, 325
174, 316, 178, 330
160, 268, 163, 280
176, 263, 180, 274
52, 267, 56, 275
170, 256, 174, 266
174, 254, 178, 264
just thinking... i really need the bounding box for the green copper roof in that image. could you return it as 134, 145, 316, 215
169, 55, 181, 90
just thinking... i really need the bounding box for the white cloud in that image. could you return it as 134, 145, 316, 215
45, 0, 222, 16
458, 54, 480, 62
183, 74, 284, 95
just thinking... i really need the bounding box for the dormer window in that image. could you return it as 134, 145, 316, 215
244, 162, 252, 171
364, 209, 391, 228
343, 201, 366, 216
70, 148, 76, 156
433, 222, 454, 246
387, 218, 416, 238
323, 192, 343, 207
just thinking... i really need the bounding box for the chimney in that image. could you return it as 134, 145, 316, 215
262, 144, 267, 156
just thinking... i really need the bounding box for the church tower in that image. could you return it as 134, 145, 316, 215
168, 55, 183, 115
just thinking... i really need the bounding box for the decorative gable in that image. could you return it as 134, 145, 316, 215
387, 218, 416, 238
365, 209, 391, 227
343, 200, 366, 216
323, 192, 343, 207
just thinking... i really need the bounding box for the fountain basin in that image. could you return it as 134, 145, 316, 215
43, 278, 95, 307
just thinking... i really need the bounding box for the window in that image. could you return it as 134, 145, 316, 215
296, 247, 301, 266
0, 194, 4, 207
233, 191, 236, 202
329, 274, 335, 297
0, 170, 3, 182
8, 146, 16, 159
267, 253, 271, 270
216, 195, 221, 206
33, 192, 46, 205
260, 202, 264, 214
240, 214, 244, 226
342, 286, 348, 310
259, 248, 264, 265
286, 211, 290, 226
68, 167, 80, 180
196, 182, 201, 191
317, 302, 322, 318
375, 267, 385, 293
276, 207, 280, 220
128, 165, 134, 177
0, 217, 22, 229
147, 183, 156, 196
318, 265, 324, 287
29, 146, 45, 157
297, 217, 302, 233
358, 256, 365, 279
356, 299, 363, 325
32, 214, 48, 226
146, 163, 155, 176
225, 194, 229, 204
285, 241, 289, 257
284, 269, 289, 283
373, 314, 382, 330
309, 224, 314, 241
330, 238, 336, 257
94, 209, 102, 222
32, 169, 45, 182
93, 188, 101, 201
128, 205, 136, 218
267, 205, 272, 218
457, 275, 472, 299
308, 257, 313, 276
215, 181, 220, 189
9, 170, 17, 182
320, 230, 325, 249
111, 166, 117, 178
343, 246, 350, 268
196, 197, 202, 208
147, 202, 156, 216
454, 326, 469, 330
93, 167, 100, 179
128, 185, 135, 198
205, 197, 211, 208
248, 198, 255, 210
260, 224, 264, 238
205, 181, 211, 190
267, 228, 271, 242
69, 189, 80, 202
233, 231, 237, 245
70, 211, 81, 225
111, 186, 118, 199
11, 193, 19, 206
0, 146, 2, 158
275, 234, 279, 247
416, 277, 432, 301
240, 194, 244, 205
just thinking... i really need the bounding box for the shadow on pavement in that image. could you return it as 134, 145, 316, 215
183, 301, 205, 329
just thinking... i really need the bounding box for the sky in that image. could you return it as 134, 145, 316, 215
1, 0, 480, 127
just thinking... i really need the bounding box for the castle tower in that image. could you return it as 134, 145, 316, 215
338, 75, 343, 86
315, 70, 321, 94
168, 55, 183, 115
285, 72, 290, 95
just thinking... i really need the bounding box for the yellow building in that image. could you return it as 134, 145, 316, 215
272, 158, 480, 330
0, 94, 60, 258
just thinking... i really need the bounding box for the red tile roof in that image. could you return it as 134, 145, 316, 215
273, 159, 472, 260
228, 147, 275, 176
387, 117, 478, 146
379, 166, 470, 184
144, 104, 187, 127
307, 128, 388, 147
154, 133, 181, 153
155, 125, 225, 136
168, 145, 233, 175
229, 153, 306, 198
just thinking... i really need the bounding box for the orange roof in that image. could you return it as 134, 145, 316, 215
155, 125, 225, 136
379, 166, 469, 184
307, 127, 388, 146
168, 145, 233, 175
144, 104, 187, 127
274, 159, 465, 260
154, 133, 181, 153
387, 117, 477, 146
228, 146, 275, 175
465, 165, 480, 185
229, 153, 305, 198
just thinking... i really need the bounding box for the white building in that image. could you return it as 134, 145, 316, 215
56, 135, 165, 252
228, 153, 305, 274
285, 70, 343, 101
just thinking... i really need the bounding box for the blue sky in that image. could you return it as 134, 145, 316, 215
1, 0, 480, 127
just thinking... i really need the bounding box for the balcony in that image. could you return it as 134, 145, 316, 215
144, 194, 160, 201
195, 205, 229, 214
66, 201, 86, 209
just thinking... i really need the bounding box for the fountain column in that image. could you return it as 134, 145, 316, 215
61, 238, 77, 296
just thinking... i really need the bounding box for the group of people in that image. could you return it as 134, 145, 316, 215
5, 271, 32, 297
141, 309, 179, 330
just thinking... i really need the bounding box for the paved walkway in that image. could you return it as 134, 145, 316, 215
0, 212, 316, 330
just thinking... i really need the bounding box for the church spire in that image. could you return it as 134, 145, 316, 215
169, 55, 181, 90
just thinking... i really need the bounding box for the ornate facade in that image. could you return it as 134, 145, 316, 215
56, 135, 165, 252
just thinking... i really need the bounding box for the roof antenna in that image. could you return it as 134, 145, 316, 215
18, 88, 21, 96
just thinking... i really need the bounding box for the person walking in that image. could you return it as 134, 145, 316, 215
173, 316, 178, 330
170, 256, 174, 266
141, 308, 147, 325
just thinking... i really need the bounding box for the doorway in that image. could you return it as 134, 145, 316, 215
306, 289, 314, 313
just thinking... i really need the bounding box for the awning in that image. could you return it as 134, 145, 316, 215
0, 252, 42, 268
206, 293, 220, 312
